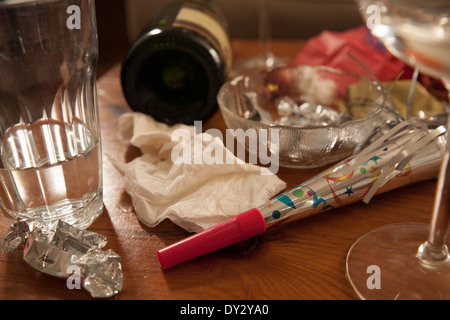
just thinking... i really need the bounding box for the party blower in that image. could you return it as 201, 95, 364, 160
157, 120, 447, 269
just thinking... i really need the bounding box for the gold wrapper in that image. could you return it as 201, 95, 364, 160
348, 80, 446, 120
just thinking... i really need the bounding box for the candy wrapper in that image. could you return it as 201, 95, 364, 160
258, 119, 447, 228
294, 26, 413, 83
0, 220, 123, 298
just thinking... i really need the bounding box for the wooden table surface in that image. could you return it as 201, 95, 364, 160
0, 39, 439, 300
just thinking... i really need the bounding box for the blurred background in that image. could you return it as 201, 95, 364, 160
95, 0, 363, 76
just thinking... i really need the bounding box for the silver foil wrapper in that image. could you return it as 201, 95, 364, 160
0, 220, 29, 253
273, 98, 349, 127
259, 120, 447, 228
0, 220, 122, 298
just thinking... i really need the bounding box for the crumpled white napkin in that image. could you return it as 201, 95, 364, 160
107, 112, 286, 233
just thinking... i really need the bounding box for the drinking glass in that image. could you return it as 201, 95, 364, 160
0, 0, 103, 229
230, 0, 287, 78
346, 0, 450, 299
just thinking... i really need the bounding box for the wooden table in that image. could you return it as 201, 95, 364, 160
0, 39, 439, 300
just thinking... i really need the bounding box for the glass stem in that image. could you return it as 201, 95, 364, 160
427, 149, 450, 244
418, 88, 450, 265
259, 0, 273, 64
406, 67, 420, 119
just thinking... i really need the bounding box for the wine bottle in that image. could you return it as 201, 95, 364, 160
121, 0, 232, 125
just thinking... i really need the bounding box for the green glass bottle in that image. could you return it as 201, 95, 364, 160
121, 0, 231, 125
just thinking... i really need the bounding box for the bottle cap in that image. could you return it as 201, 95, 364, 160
157, 208, 266, 269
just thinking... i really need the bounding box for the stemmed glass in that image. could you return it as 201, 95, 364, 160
346, 0, 450, 299
229, 0, 287, 78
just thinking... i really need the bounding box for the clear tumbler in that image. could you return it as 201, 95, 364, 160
0, 0, 103, 229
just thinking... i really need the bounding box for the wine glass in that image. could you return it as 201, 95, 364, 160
346, 0, 450, 299
229, 0, 288, 78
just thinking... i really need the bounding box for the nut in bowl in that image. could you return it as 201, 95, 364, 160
217, 65, 404, 169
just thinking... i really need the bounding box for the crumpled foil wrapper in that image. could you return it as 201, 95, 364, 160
273, 99, 349, 127
0, 220, 123, 298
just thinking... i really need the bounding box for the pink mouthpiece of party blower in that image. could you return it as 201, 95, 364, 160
157, 208, 266, 269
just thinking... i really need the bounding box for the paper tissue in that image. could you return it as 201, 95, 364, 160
108, 112, 286, 233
